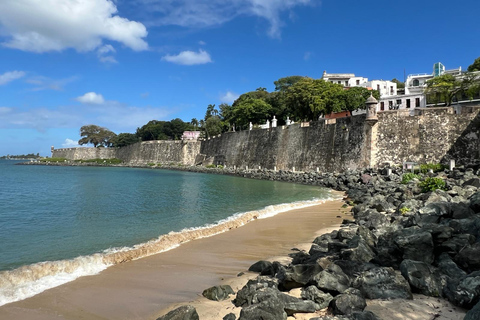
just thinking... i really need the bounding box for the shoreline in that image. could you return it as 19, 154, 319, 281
0, 199, 347, 320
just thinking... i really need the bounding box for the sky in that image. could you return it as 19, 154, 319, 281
0, 0, 479, 156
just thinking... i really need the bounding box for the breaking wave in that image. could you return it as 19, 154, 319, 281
0, 196, 338, 306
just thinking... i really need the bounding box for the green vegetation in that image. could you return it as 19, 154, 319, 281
399, 207, 411, 215
425, 72, 480, 106
0, 153, 41, 159
40, 157, 67, 162
147, 163, 156, 166
419, 163, 444, 174
419, 177, 446, 193
74, 158, 122, 164
401, 173, 420, 184
468, 56, 480, 72
79, 125, 117, 148
205, 164, 217, 168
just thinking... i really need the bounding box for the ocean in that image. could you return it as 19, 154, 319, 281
0, 160, 335, 306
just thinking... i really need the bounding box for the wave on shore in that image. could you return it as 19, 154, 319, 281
0, 196, 339, 306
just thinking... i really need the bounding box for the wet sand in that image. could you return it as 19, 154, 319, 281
0, 199, 347, 320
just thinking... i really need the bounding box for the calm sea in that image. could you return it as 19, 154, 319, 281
0, 160, 335, 305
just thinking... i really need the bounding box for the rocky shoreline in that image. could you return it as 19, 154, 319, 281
154, 165, 480, 320
20, 161, 480, 319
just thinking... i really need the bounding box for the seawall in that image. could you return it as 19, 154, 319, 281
52, 105, 480, 171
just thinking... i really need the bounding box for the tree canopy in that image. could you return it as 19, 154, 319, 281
78, 125, 116, 147
425, 73, 480, 106
468, 57, 480, 72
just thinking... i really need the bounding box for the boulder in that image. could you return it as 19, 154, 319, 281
465, 300, 480, 320
329, 292, 367, 316
353, 267, 412, 300
301, 285, 333, 309
234, 276, 278, 307
248, 260, 273, 274
394, 228, 434, 264
223, 314, 236, 320
340, 236, 376, 263
351, 311, 382, 320
399, 259, 444, 297
202, 285, 234, 301
156, 305, 199, 320
276, 263, 322, 290
238, 298, 287, 320
312, 263, 351, 294
470, 191, 480, 212
438, 234, 476, 255
437, 253, 467, 280
443, 271, 480, 308
454, 242, 480, 272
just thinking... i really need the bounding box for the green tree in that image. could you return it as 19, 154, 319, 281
468, 57, 480, 72
110, 133, 140, 148
204, 104, 217, 121
191, 118, 199, 131
391, 78, 405, 89
205, 116, 222, 137
425, 73, 480, 106
136, 120, 167, 141
343, 87, 381, 112
163, 118, 188, 140
232, 98, 273, 128
274, 76, 306, 92
78, 125, 116, 147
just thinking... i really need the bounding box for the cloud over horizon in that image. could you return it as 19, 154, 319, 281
0, 0, 148, 53
220, 91, 239, 104
75, 92, 105, 105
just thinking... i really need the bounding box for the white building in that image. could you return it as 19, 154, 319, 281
359, 80, 397, 98
321, 71, 368, 88
405, 62, 462, 95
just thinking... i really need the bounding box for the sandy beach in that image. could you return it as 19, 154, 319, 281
0, 199, 347, 320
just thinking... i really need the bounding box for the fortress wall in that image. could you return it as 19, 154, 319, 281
199, 115, 370, 172
375, 107, 480, 166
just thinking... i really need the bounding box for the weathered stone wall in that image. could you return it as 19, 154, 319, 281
199, 115, 370, 172
375, 107, 480, 166
115, 140, 201, 165
52, 104, 480, 171
52, 147, 116, 160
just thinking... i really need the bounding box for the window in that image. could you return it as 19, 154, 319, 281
377, 84, 380, 91
356, 80, 360, 85
391, 86, 394, 94
388, 101, 393, 109
413, 79, 420, 87
345, 81, 348, 86
415, 97, 420, 107
338, 81, 341, 84
396, 99, 402, 105
380, 102, 385, 111
406, 99, 411, 108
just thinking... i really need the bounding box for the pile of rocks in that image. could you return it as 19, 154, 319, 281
157, 165, 480, 319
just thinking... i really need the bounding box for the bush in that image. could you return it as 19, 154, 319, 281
40, 157, 67, 162
419, 177, 446, 193
401, 173, 420, 184
420, 163, 444, 174
205, 164, 216, 168
147, 163, 155, 166
399, 207, 411, 215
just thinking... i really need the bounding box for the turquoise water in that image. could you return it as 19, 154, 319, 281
0, 160, 333, 305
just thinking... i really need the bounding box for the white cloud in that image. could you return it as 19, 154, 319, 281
162, 49, 212, 65
0, 70, 26, 85
97, 44, 117, 63
0, 0, 148, 53
62, 138, 80, 148
199, 40, 206, 46
99, 55, 118, 64
75, 92, 105, 105
303, 51, 312, 61
220, 91, 239, 104
135, 0, 315, 38
26, 76, 77, 91
0, 107, 13, 114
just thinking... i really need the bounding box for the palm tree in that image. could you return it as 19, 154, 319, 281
191, 118, 198, 131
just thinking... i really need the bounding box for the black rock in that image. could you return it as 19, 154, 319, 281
248, 260, 273, 273
238, 298, 287, 320
437, 253, 467, 280
234, 276, 278, 307
351, 311, 382, 320
329, 292, 367, 316
156, 305, 199, 320
464, 299, 480, 320
394, 228, 434, 264
223, 313, 236, 320
454, 242, 480, 272
202, 285, 235, 301
443, 271, 480, 308
353, 267, 412, 300
399, 259, 444, 297
312, 263, 351, 295
301, 285, 333, 309
276, 263, 322, 290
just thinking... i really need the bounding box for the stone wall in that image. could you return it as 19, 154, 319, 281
52, 140, 201, 166
51, 147, 116, 160
115, 140, 201, 165
375, 107, 480, 166
52, 104, 480, 171
199, 115, 371, 172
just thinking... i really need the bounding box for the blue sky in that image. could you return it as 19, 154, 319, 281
0, 0, 479, 156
